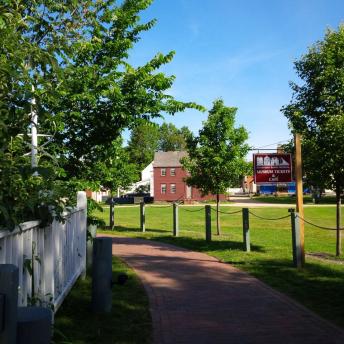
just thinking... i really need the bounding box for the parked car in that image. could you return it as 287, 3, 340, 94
106, 193, 154, 205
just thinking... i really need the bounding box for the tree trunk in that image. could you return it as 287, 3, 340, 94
216, 193, 221, 235
336, 186, 342, 256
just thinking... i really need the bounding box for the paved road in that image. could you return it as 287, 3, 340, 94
109, 236, 344, 344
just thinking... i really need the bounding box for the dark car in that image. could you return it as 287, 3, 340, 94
106, 193, 154, 205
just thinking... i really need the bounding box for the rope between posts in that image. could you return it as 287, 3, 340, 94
296, 215, 344, 231
210, 207, 242, 215
179, 207, 204, 213
248, 210, 290, 221
148, 203, 174, 209
108, 203, 139, 208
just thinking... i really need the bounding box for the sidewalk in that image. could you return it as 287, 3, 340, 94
109, 236, 344, 344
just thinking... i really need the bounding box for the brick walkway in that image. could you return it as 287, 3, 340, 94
109, 236, 344, 344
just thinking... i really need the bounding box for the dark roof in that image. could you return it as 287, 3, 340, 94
153, 151, 188, 167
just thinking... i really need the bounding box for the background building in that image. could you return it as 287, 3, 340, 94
153, 151, 227, 202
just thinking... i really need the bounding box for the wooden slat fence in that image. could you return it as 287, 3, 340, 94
0, 191, 87, 312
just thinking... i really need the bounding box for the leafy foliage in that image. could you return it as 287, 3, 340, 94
46, 0, 203, 183
182, 99, 249, 195
87, 198, 105, 228
127, 121, 193, 173
85, 138, 137, 195
281, 25, 344, 255
127, 122, 160, 173
182, 99, 249, 234
282, 25, 344, 193
0, 2, 77, 230
158, 123, 192, 151
0, 0, 202, 229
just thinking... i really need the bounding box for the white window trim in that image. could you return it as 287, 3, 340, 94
170, 183, 176, 193
170, 168, 176, 176
161, 168, 166, 176
161, 184, 166, 194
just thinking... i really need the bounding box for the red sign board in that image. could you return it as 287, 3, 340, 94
253, 153, 292, 184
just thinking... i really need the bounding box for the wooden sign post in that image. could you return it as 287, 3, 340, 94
294, 133, 305, 267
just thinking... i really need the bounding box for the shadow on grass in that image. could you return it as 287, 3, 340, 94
141, 234, 265, 254
100, 224, 266, 254
242, 257, 344, 328
53, 257, 152, 344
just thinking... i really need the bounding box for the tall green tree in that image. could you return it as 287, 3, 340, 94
87, 138, 137, 196
182, 100, 249, 235
0, 0, 203, 228
282, 25, 344, 256
47, 0, 203, 183
127, 122, 193, 174
158, 123, 190, 151
127, 122, 160, 173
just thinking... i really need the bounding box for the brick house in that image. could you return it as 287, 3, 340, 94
153, 151, 227, 202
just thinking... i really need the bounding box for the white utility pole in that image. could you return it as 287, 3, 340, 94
31, 85, 38, 168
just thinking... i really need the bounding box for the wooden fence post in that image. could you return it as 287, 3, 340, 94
294, 133, 305, 265
140, 202, 145, 232
242, 208, 250, 252
289, 208, 302, 269
0, 264, 19, 344
173, 203, 179, 237
205, 205, 211, 242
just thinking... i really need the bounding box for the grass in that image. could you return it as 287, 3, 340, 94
96, 204, 344, 328
53, 256, 152, 344
252, 194, 341, 204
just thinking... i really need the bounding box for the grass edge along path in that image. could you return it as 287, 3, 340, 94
97, 205, 344, 328
53, 255, 152, 344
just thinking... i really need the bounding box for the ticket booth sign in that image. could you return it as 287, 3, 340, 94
253, 153, 292, 184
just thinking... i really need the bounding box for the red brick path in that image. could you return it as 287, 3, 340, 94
108, 236, 344, 344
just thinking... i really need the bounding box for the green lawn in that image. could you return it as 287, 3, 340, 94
252, 194, 340, 204
96, 204, 344, 328
53, 256, 152, 344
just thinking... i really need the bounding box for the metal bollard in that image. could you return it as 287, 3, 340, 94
92, 237, 113, 313
205, 205, 211, 242
289, 208, 302, 268
0, 264, 18, 344
140, 202, 145, 232
173, 203, 179, 237
17, 307, 52, 344
242, 208, 251, 252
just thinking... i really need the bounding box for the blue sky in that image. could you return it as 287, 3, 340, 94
127, 0, 343, 149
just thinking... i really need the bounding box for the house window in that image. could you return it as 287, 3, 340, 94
161, 184, 166, 194
170, 168, 176, 176
170, 184, 176, 193
161, 168, 166, 176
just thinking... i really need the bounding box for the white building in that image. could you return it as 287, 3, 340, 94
126, 162, 154, 196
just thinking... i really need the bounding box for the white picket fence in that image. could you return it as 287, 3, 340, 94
0, 191, 87, 312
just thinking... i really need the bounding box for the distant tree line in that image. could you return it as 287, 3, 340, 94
126, 122, 192, 173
